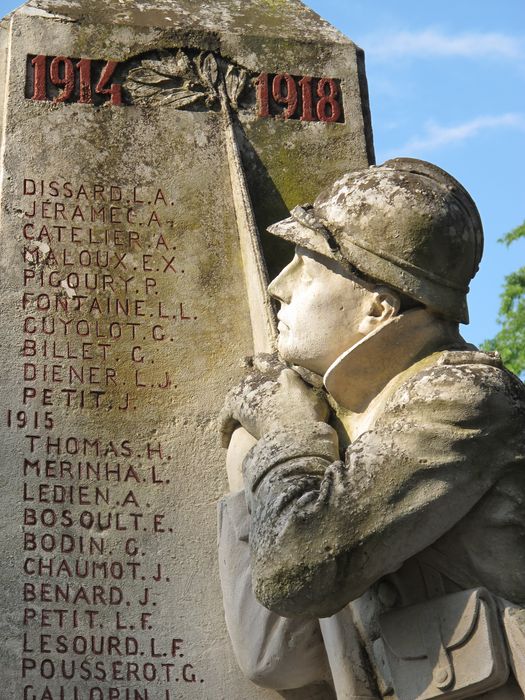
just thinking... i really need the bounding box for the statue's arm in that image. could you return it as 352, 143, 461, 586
218, 490, 334, 693
244, 362, 523, 619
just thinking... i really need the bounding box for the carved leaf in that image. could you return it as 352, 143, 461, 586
197, 52, 219, 92
127, 67, 171, 85
151, 89, 203, 108
142, 50, 196, 79
225, 65, 248, 110
126, 82, 164, 100
129, 84, 204, 108
126, 49, 199, 96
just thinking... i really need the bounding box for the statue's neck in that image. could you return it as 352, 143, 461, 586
323, 309, 469, 414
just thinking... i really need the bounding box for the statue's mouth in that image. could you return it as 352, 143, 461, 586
277, 313, 289, 331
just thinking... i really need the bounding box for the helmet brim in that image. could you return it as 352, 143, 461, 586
267, 216, 337, 260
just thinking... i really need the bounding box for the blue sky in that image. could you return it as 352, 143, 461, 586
1, 0, 524, 345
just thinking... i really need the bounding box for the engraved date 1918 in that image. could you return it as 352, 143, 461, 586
256, 72, 343, 123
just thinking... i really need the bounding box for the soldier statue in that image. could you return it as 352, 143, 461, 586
218, 158, 525, 700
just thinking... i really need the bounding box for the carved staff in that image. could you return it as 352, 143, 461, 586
197, 54, 278, 468
198, 53, 278, 355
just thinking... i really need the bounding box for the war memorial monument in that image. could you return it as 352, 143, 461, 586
0, 1, 523, 699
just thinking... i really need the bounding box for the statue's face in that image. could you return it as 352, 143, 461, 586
268, 246, 373, 375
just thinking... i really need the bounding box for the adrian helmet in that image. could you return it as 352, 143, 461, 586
267, 158, 483, 324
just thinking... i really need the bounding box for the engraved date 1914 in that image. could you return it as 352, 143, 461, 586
27, 55, 123, 105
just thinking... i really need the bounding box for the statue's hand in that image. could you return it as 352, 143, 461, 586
220, 355, 330, 449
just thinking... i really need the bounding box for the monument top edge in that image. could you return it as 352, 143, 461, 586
5, 0, 354, 45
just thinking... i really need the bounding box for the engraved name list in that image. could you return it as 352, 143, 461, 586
15, 176, 204, 700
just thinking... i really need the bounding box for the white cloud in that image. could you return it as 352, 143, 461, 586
365, 29, 523, 61
394, 114, 525, 154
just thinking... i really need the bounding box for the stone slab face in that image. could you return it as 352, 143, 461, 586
0, 1, 373, 698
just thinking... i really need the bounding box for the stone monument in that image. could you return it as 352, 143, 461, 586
0, 1, 374, 698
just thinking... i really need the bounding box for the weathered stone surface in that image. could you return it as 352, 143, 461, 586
0, 0, 373, 698
20, 0, 347, 37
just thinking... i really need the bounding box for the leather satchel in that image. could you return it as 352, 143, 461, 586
375, 588, 509, 700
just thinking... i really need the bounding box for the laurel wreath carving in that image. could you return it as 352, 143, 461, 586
125, 49, 248, 110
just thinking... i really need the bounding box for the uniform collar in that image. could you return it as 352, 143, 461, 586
323, 309, 465, 413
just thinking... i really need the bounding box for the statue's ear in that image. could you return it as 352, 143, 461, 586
359, 286, 400, 334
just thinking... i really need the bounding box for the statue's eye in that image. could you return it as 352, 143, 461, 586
299, 261, 315, 284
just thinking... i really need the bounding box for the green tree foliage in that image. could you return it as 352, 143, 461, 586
482, 221, 525, 376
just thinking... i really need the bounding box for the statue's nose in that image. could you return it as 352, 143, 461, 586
268, 257, 297, 304
268, 273, 290, 304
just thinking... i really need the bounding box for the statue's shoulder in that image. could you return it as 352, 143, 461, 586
436, 348, 525, 397
437, 348, 511, 372
386, 348, 525, 424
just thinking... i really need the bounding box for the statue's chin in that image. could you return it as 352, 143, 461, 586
277, 342, 323, 376
277, 340, 301, 368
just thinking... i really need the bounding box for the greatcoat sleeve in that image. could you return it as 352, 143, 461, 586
218, 490, 334, 696
242, 357, 525, 619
